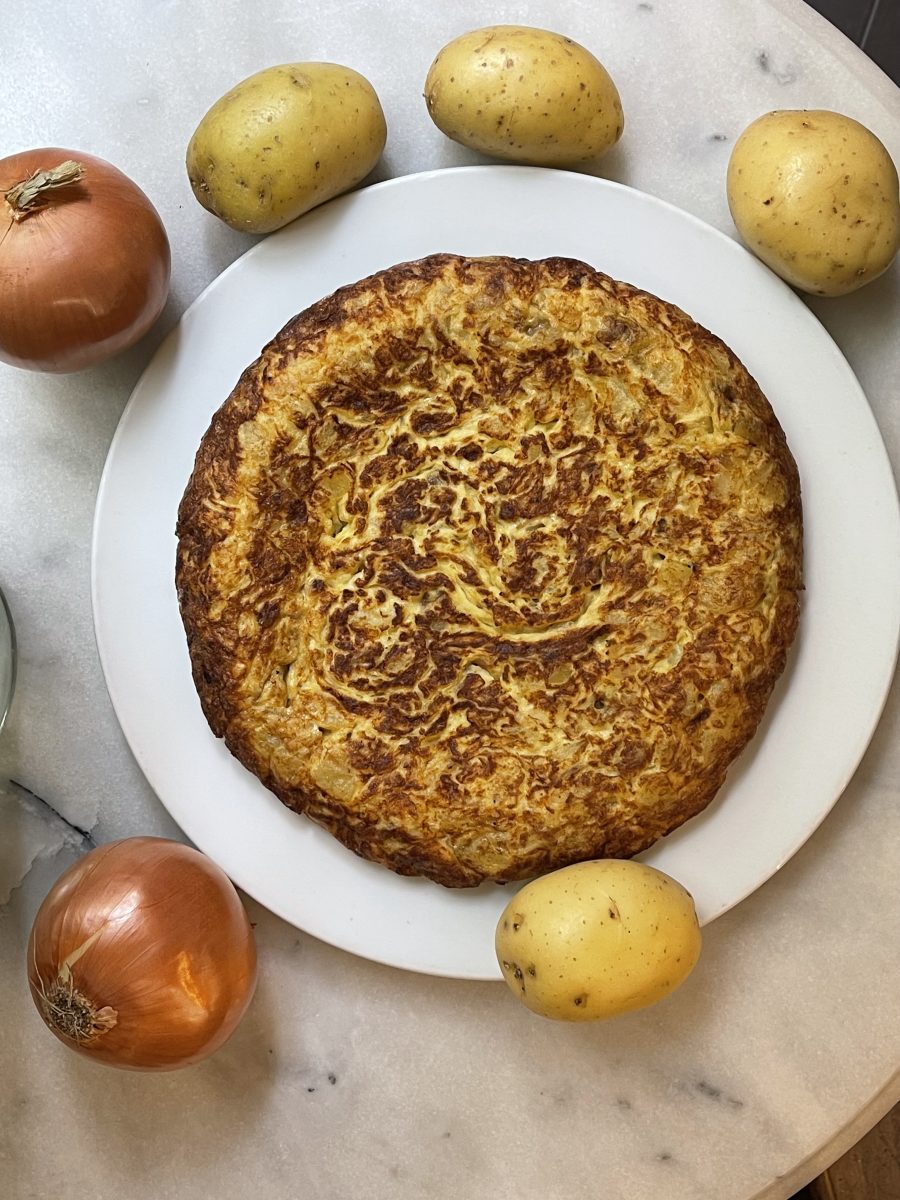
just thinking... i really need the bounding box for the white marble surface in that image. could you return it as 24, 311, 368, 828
1, 1, 898, 1197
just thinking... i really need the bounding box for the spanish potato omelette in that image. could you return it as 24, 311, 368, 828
176, 253, 802, 887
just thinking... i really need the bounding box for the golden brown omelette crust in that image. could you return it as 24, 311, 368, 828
176, 254, 802, 887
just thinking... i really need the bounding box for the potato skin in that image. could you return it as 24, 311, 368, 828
186, 63, 387, 234
495, 860, 701, 1021
727, 109, 900, 296
424, 25, 623, 167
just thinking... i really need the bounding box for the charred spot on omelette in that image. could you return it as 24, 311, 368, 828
176, 254, 802, 887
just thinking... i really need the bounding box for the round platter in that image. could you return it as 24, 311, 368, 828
92, 165, 900, 980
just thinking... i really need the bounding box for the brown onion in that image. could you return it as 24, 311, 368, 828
0, 149, 170, 372
27, 837, 257, 1071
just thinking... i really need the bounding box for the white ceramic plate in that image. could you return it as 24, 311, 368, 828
92, 166, 900, 980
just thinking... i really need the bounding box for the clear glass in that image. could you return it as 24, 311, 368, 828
0, 586, 16, 734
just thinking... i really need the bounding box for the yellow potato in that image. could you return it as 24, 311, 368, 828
727, 109, 900, 296
186, 63, 387, 234
424, 25, 623, 168
495, 860, 701, 1021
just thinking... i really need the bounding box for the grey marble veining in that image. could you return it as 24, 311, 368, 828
1, 2, 899, 1198
0, 781, 90, 905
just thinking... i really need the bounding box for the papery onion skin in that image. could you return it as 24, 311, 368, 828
26, 837, 257, 1071
0, 148, 171, 373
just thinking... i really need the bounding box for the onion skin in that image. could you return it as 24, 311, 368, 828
0, 148, 171, 373
27, 837, 257, 1071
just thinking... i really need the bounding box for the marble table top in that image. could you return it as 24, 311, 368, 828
1, 1, 898, 1197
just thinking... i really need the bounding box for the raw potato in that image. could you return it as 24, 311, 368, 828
424, 25, 623, 168
727, 109, 900, 296
495, 860, 701, 1022
186, 63, 387, 234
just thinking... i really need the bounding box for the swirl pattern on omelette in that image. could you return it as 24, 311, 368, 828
176, 254, 802, 886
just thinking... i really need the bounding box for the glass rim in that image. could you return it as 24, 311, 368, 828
0, 584, 16, 734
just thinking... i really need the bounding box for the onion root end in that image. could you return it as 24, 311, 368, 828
39, 978, 118, 1045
